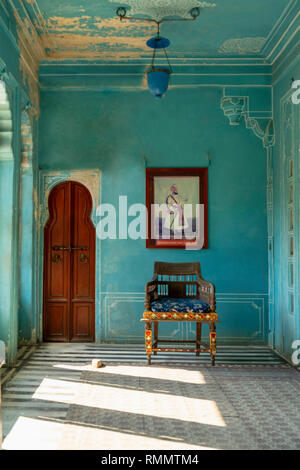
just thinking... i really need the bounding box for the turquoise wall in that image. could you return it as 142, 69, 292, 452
0, 160, 15, 353
0, 2, 39, 364
39, 87, 269, 344
18, 167, 34, 342
0, 3, 20, 83
0, 0, 298, 363
272, 55, 300, 360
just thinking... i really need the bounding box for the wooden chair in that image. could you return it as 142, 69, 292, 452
141, 262, 219, 365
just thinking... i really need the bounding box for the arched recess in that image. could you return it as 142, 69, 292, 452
0, 78, 16, 363
43, 181, 95, 342
38, 169, 101, 342
18, 110, 34, 344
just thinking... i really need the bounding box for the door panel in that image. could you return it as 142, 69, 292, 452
43, 181, 95, 342
44, 303, 68, 340
70, 182, 95, 341
72, 182, 95, 300
71, 303, 94, 341
48, 183, 70, 301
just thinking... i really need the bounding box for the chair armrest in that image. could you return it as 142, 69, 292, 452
145, 278, 158, 310
197, 278, 216, 311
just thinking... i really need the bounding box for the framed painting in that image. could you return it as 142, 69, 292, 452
146, 168, 208, 249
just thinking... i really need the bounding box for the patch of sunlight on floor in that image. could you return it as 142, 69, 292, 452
32, 376, 226, 427
3, 416, 65, 450
53, 363, 207, 384
28, 378, 78, 404
3, 416, 218, 450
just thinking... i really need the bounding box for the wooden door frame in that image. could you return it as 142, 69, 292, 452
38, 169, 101, 343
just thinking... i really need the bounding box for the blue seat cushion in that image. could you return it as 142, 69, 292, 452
150, 297, 211, 313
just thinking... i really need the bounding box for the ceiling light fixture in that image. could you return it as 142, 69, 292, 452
116, 6, 200, 99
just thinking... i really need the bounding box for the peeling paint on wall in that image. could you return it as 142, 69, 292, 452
41, 16, 155, 35
14, 14, 44, 115
35, 15, 160, 59
33, 188, 38, 222
40, 34, 157, 59
8, 0, 292, 64
33, 0, 217, 59
40, 15, 159, 59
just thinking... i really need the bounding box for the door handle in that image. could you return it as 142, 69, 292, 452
52, 245, 88, 251
52, 245, 71, 251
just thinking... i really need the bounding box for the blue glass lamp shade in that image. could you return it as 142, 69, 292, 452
146, 36, 170, 49
146, 69, 170, 99
146, 36, 171, 98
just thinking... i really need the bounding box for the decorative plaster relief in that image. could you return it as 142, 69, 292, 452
218, 37, 266, 55
20, 111, 33, 170
109, 0, 216, 20
40, 169, 101, 228
220, 97, 246, 125
221, 88, 275, 346
221, 94, 274, 148
245, 116, 275, 148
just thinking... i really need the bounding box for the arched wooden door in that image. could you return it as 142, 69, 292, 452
43, 181, 95, 342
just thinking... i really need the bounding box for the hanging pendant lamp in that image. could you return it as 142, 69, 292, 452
146, 35, 171, 99
116, 6, 200, 99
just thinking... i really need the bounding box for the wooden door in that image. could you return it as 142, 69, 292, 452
43, 181, 95, 342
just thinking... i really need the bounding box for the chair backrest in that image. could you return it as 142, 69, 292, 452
154, 262, 201, 299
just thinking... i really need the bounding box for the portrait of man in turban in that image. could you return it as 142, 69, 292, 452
164, 184, 189, 233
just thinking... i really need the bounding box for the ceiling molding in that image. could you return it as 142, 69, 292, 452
39, 59, 272, 89
11, 0, 293, 66
272, 34, 300, 84
2, 1, 298, 91
40, 57, 269, 66
261, 0, 300, 65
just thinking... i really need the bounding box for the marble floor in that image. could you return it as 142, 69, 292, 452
1, 343, 300, 450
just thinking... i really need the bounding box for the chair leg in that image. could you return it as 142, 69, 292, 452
209, 322, 216, 366
145, 321, 152, 365
196, 322, 202, 356
153, 322, 158, 355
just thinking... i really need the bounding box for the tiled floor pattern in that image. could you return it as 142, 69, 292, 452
2, 343, 299, 450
